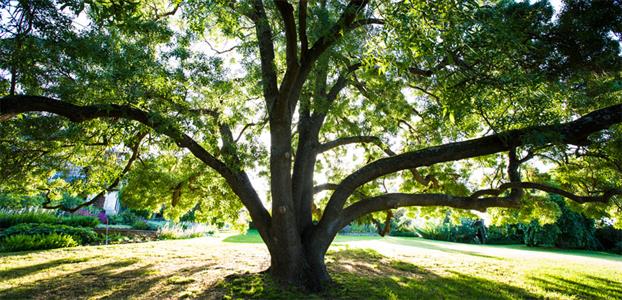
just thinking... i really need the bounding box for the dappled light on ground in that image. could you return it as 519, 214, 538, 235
0, 236, 620, 299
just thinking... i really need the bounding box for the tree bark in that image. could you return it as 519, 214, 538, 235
268, 239, 331, 291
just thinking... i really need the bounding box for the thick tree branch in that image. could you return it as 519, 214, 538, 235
319, 134, 438, 188
316, 103, 622, 236
250, 0, 279, 114
275, 0, 298, 67
298, 0, 308, 57
341, 182, 622, 228
0, 95, 272, 232
473, 182, 622, 205
339, 193, 521, 228
313, 183, 339, 194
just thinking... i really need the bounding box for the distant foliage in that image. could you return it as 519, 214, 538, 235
523, 195, 600, 249
0, 233, 78, 252
59, 215, 100, 228
0, 223, 98, 244
415, 218, 484, 244
523, 221, 561, 247
486, 225, 523, 245
595, 224, 622, 254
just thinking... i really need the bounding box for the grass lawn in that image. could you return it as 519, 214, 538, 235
1, 231, 620, 299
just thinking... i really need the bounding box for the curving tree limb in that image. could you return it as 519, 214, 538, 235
314, 103, 622, 242
0, 95, 272, 237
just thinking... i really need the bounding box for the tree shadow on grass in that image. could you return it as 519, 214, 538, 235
530, 273, 622, 299
208, 248, 537, 299
0, 257, 92, 280
3, 247, 617, 299
0, 258, 222, 300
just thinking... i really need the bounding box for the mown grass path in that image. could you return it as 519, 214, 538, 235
1, 233, 621, 299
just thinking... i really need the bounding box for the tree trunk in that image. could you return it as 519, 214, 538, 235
267, 240, 331, 292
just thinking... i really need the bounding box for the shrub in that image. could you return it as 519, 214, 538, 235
59, 215, 99, 228
131, 220, 151, 231
416, 220, 452, 241
0, 210, 58, 228
487, 225, 523, 245
595, 225, 622, 252
107, 214, 124, 225
0, 210, 99, 228
109, 210, 139, 225
0, 223, 98, 244
523, 195, 600, 249
0, 233, 78, 252
523, 221, 561, 247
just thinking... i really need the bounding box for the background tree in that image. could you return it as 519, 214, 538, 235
1, 0, 622, 290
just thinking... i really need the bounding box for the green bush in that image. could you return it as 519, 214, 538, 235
0, 233, 78, 252
109, 210, 140, 225
0, 223, 98, 244
0, 210, 99, 228
59, 215, 99, 228
131, 220, 151, 230
523, 221, 561, 247
416, 220, 452, 241
0, 210, 58, 228
486, 225, 523, 245
415, 218, 483, 244
595, 225, 622, 253
523, 195, 600, 249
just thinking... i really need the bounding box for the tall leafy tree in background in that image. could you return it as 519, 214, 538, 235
1, 0, 622, 290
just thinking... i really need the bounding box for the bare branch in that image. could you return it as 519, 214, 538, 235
154, 2, 181, 20
317, 135, 379, 153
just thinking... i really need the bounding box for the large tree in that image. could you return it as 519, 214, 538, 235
1, 0, 622, 290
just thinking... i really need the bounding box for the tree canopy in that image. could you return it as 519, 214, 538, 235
1, 0, 622, 289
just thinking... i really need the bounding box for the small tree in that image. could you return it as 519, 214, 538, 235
1, 0, 622, 290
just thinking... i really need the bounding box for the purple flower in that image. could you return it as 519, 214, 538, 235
98, 211, 108, 224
